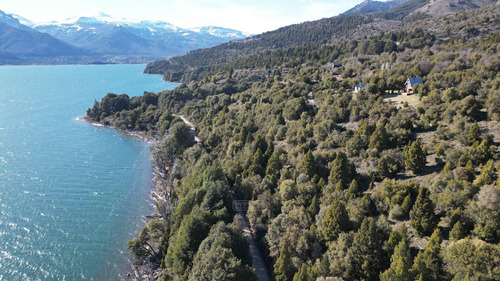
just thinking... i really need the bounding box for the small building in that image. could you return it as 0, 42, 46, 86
354, 83, 367, 93
404, 77, 423, 94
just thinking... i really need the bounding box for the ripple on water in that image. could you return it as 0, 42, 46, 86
0, 64, 173, 280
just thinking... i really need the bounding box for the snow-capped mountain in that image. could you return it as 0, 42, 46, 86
0, 10, 249, 64
0, 10, 32, 31
0, 10, 92, 63
188, 26, 251, 39
32, 13, 249, 58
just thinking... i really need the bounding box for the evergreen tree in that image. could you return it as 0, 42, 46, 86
401, 194, 413, 217
369, 124, 390, 151
465, 160, 476, 182
307, 195, 320, 217
380, 239, 413, 281
443, 238, 500, 280
328, 152, 356, 189
299, 150, 318, 178
247, 148, 265, 176
169, 122, 196, 154
385, 225, 408, 257
404, 139, 427, 175
188, 222, 256, 281
449, 221, 466, 241
410, 228, 443, 281
266, 151, 282, 188
254, 136, 268, 155
188, 245, 246, 281
346, 179, 360, 198
266, 151, 282, 175
360, 194, 376, 217
293, 263, 316, 281
321, 199, 350, 242
349, 217, 386, 281
473, 159, 495, 186
449, 208, 462, 228
274, 243, 297, 281
467, 122, 481, 145
410, 188, 438, 237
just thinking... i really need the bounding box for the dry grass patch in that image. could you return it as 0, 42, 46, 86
383, 94, 421, 108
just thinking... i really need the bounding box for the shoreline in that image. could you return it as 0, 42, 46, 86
76, 115, 158, 144
77, 115, 164, 280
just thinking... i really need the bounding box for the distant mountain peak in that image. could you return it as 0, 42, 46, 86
0, 10, 32, 31
189, 26, 251, 38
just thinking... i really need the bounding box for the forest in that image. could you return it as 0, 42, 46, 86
87, 2, 500, 281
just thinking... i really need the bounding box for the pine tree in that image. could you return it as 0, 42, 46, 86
410, 187, 438, 237
404, 139, 427, 175
449, 221, 466, 241
386, 224, 408, 257
321, 199, 350, 242
464, 160, 476, 182
467, 122, 481, 145
369, 124, 390, 151
274, 243, 296, 281
360, 194, 375, 217
307, 195, 320, 217
328, 152, 356, 189
266, 151, 282, 176
293, 263, 316, 281
247, 148, 265, 176
380, 239, 413, 281
346, 179, 360, 198
401, 194, 413, 217
299, 150, 317, 178
349, 217, 386, 281
410, 228, 443, 280
449, 208, 462, 227
473, 159, 495, 186
254, 136, 268, 155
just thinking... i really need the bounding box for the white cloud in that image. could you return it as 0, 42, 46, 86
1, 0, 365, 34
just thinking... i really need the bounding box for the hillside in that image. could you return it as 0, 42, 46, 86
342, 0, 409, 16
144, 0, 498, 83
89, 1, 500, 280
0, 22, 91, 59
414, 0, 496, 16
144, 14, 392, 81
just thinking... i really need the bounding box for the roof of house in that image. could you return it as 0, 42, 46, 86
355, 83, 367, 88
407, 77, 423, 86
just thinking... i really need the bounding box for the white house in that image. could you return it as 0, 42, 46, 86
404, 77, 423, 94
354, 83, 367, 93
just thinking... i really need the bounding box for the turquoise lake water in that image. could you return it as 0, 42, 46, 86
0, 64, 176, 280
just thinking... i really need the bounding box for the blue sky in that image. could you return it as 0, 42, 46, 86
2, 0, 365, 34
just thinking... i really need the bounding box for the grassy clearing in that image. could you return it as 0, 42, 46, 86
383, 93, 421, 107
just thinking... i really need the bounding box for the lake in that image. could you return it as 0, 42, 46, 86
0, 64, 176, 280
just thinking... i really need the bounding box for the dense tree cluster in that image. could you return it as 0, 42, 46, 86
88, 3, 500, 280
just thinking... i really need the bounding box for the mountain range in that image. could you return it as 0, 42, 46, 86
1, 0, 497, 65
0, 11, 249, 64
145, 0, 498, 81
